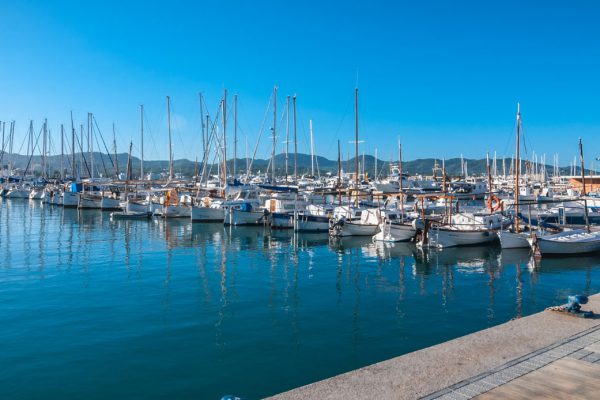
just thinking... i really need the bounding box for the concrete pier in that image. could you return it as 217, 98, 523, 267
269, 294, 600, 400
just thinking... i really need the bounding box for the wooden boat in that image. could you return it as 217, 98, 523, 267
529, 229, 600, 255
498, 230, 530, 249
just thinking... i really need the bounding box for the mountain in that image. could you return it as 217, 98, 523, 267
0, 151, 580, 179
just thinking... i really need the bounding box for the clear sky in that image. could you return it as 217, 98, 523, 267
1, 0, 599, 165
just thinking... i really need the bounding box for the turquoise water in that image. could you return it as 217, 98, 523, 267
1, 198, 599, 399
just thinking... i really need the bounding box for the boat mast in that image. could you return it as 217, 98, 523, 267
60, 124, 64, 181
199, 93, 204, 161
234, 93, 238, 179
337, 139, 342, 205
70, 111, 76, 179
399, 139, 404, 222
88, 113, 94, 179
354, 87, 359, 207
271, 86, 277, 183
113, 122, 119, 179
140, 104, 144, 180
285, 95, 290, 182
293, 95, 297, 182
486, 152, 492, 204
222, 89, 227, 190
309, 119, 314, 176
579, 137, 590, 231
166, 96, 173, 181
42, 118, 47, 180
515, 103, 521, 233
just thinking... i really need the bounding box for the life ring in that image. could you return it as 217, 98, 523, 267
486, 195, 503, 212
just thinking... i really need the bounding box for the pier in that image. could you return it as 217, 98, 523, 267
270, 294, 600, 399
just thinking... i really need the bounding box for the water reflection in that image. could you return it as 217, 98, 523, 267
1, 198, 600, 400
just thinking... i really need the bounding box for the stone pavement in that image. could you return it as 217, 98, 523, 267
423, 322, 600, 399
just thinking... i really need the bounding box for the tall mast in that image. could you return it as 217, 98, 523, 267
199, 93, 204, 160
309, 119, 314, 176
285, 95, 290, 181
374, 148, 378, 180
579, 137, 586, 195
9, 121, 15, 174
515, 103, 521, 232
70, 112, 76, 179
234, 93, 238, 178
293, 95, 297, 181
337, 140, 342, 205
486, 152, 493, 211
42, 118, 47, 179
88, 113, 94, 179
167, 96, 173, 181
60, 124, 64, 181
271, 86, 277, 183
222, 89, 227, 189
140, 104, 144, 180
354, 87, 359, 207
579, 137, 590, 231
399, 139, 404, 221
113, 122, 119, 179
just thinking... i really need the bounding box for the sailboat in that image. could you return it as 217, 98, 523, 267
528, 139, 600, 255
329, 88, 379, 237
498, 103, 530, 249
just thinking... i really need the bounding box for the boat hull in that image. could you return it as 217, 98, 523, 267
100, 197, 122, 211
191, 206, 225, 222
295, 214, 330, 232
498, 230, 530, 249
429, 227, 498, 248
62, 192, 79, 208
530, 230, 600, 255
330, 221, 379, 237
162, 204, 191, 218
373, 222, 415, 242
225, 209, 266, 226
270, 212, 294, 229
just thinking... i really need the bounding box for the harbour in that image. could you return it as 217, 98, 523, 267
3, 2, 600, 398
2, 197, 600, 399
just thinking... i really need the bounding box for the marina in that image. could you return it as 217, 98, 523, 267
3, 2, 600, 399
2, 197, 600, 399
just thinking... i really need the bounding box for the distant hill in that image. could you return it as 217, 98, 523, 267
0, 151, 578, 179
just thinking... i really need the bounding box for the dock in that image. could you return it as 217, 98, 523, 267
269, 294, 600, 399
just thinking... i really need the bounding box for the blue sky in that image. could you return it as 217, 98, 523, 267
1, 1, 599, 165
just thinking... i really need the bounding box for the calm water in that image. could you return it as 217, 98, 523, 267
1, 198, 599, 399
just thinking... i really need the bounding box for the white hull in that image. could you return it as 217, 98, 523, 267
530, 230, 600, 255
100, 197, 122, 210
295, 215, 330, 232
125, 201, 150, 214
374, 222, 415, 242
270, 213, 294, 229
62, 192, 79, 208
498, 230, 530, 249
225, 209, 266, 226
79, 195, 102, 209
331, 221, 379, 237
162, 204, 191, 218
428, 227, 498, 248
5, 189, 30, 198
191, 206, 225, 222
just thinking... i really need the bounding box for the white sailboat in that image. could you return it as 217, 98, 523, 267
498, 103, 530, 249
529, 139, 600, 255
